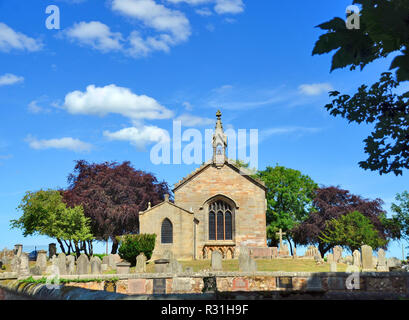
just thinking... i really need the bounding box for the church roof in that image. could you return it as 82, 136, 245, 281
172, 159, 266, 192
139, 198, 194, 216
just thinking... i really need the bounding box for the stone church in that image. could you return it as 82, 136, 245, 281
139, 111, 267, 260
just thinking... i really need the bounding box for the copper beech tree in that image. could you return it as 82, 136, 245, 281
62, 160, 171, 254
292, 186, 399, 257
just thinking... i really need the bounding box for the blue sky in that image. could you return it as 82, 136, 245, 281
0, 0, 407, 257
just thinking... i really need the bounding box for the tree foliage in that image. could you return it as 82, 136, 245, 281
292, 186, 396, 256
117, 234, 156, 265
257, 165, 318, 252
62, 160, 170, 253
391, 190, 409, 242
319, 210, 387, 252
313, 0, 409, 175
11, 189, 93, 256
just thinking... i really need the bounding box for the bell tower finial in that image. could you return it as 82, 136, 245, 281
212, 109, 227, 167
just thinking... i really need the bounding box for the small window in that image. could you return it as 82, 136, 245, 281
161, 218, 173, 244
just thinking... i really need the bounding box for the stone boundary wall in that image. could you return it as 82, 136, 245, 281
1, 271, 409, 299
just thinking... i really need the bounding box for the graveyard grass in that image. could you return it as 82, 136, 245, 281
131, 259, 348, 273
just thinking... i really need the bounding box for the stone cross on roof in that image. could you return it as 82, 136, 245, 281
216, 109, 222, 119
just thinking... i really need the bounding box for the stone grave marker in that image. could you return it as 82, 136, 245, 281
107, 254, 117, 270
66, 255, 76, 275
36, 250, 47, 273
376, 249, 388, 272
18, 252, 30, 277
116, 261, 131, 274
238, 246, 257, 272
353, 250, 361, 268
327, 253, 334, 264
135, 253, 147, 273
57, 253, 67, 275
90, 256, 102, 274
211, 250, 223, 271
77, 254, 90, 275
333, 246, 343, 263
361, 245, 373, 271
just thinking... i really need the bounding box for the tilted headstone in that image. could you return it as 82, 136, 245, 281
211, 250, 223, 271
361, 245, 373, 271
48, 243, 57, 259
376, 249, 388, 272
333, 246, 343, 263
57, 253, 67, 275
18, 252, 30, 277
135, 253, 147, 273
353, 250, 361, 268
36, 250, 47, 273
66, 255, 76, 275
238, 247, 257, 272
90, 256, 102, 274
77, 254, 90, 275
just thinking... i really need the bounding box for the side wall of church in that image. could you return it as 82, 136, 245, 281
139, 203, 195, 260
174, 164, 267, 258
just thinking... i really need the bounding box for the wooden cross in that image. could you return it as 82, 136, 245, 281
276, 228, 286, 247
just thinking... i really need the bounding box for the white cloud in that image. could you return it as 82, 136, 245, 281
298, 83, 333, 96
104, 125, 170, 149
0, 23, 43, 52
63, 84, 173, 120
26, 135, 93, 152
28, 100, 52, 114
196, 8, 213, 16
112, 0, 191, 42
65, 21, 124, 52
167, 0, 211, 4
176, 113, 214, 127
0, 73, 24, 86
182, 101, 193, 111
214, 0, 244, 14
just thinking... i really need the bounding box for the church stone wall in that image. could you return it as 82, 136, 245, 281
174, 163, 267, 258
139, 202, 195, 260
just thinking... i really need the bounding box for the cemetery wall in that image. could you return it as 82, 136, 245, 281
1, 271, 409, 299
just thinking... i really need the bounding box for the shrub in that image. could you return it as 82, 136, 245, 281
117, 234, 156, 266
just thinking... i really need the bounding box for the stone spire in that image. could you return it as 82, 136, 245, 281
212, 109, 227, 167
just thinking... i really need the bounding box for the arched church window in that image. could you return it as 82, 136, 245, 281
208, 200, 233, 241
161, 218, 173, 244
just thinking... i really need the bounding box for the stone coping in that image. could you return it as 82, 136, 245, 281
5, 270, 406, 281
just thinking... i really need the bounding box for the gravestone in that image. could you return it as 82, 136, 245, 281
387, 257, 402, 269
57, 253, 67, 275
327, 253, 334, 263
167, 258, 183, 274
14, 244, 22, 257
153, 278, 166, 294
116, 261, 131, 274
90, 256, 102, 274
30, 265, 42, 276
66, 255, 76, 275
372, 256, 378, 269
305, 246, 319, 258
102, 256, 109, 265
361, 245, 373, 271
211, 250, 223, 271
18, 252, 30, 277
77, 254, 89, 275
107, 254, 117, 270
48, 243, 56, 259
135, 253, 147, 273
11, 256, 19, 273
36, 250, 47, 273
333, 246, 343, 263
376, 249, 388, 272
279, 244, 290, 257
353, 250, 361, 268
330, 262, 337, 272
154, 259, 169, 273
238, 247, 257, 272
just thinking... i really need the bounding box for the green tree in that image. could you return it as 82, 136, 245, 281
320, 210, 387, 252
313, 0, 409, 175
11, 190, 94, 256
257, 165, 318, 254
391, 191, 409, 242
